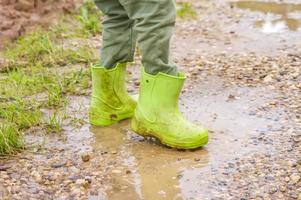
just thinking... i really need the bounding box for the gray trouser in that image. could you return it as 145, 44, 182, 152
94, 0, 178, 75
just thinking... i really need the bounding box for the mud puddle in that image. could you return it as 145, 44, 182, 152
231, 1, 301, 33
86, 76, 285, 200
173, 0, 301, 60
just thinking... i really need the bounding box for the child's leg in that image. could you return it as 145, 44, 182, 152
89, 0, 137, 127
119, 0, 177, 75
94, 0, 136, 68
118, 0, 208, 149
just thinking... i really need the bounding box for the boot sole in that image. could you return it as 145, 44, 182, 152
131, 117, 209, 149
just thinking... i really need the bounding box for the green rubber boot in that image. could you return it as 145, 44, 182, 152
131, 69, 209, 149
89, 63, 136, 126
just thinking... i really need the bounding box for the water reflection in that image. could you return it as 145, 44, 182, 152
88, 77, 282, 199
90, 121, 209, 200
231, 1, 301, 33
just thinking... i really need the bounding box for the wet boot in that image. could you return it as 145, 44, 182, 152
131, 69, 209, 149
89, 63, 136, 126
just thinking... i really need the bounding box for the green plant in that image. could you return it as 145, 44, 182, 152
5, 30, 55, 65
0, 99, 42, 130
177, 3, 197, 19
0, 124, 24, 156
44, 112, 63, 134
0, 68, 52, 98
77, 1, 102, 35
47, 84, 66, 108
0, 0, 100, 155
49, 18, 72, 39
63, 68, 91, 95
3, 32, 96, 72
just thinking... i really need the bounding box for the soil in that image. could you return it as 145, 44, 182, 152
1, 0, 301, 199
0, 0, 80, 49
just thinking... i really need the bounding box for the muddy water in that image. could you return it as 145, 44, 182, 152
88, 76, 283, 200
231, 1, 301, 33
173, 0, 301, 61
90, 122, 209, 200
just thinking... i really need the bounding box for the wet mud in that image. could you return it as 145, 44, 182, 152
0, 0, 79, 48
87, 76, 285, 200
173, 0, 301, 59
231, 1, 301, 32
1, 0, 300, 199
5, 74, 287, 199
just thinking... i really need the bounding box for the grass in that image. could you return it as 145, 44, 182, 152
0, 0, 100, 156
0, 124, 24, 155
44, 112, 63, 134
177, 2, 197, 19
46, 84, 67, 108
77, 0, 102, 36
3, 30, 96, 71
0, 99, 42, 130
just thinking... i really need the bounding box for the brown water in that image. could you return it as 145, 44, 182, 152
87, 77, 284, 200
90, 122, 209, 200
22, 76, 285, 199
231, 1, 301, 33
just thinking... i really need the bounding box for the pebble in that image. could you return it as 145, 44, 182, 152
111, 151, 118, 154
112, 170, 122, 174
0, 165, 11, 171
75, 179, 90, 188
81, 153, 91, 162
51, 162, 66, 168
290, 174, 300, 184
279, 185, 286, 192
69, 166, 80, 174
1, 2, 301, 200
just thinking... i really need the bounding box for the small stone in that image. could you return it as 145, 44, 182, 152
227, 94, 236, 101
14, 0, 34, 11
35, 174, 43, 183
69, 166, 80, 174
290, 174, 300, 184
279, 185, 286, 192
75, 179, 85, 185
0, 184, 8, 197
85, 176, 92, 184
263, 74, 273, 83
269, 187, 277, 194
112, 170, 122, 174
0, 165, 10, 171
121, 185, 128, 190
51, 162, 66, 168
83, 181, 91, 189
285, 176, 290, 182
81, 153, 91, 162
291, 193, 298, 199
28, 187, 39, 194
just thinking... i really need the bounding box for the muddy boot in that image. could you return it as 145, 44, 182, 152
131, 69, 209, 149
89, 63, 136, 126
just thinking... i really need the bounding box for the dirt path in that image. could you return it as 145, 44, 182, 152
1, 0, 300, 199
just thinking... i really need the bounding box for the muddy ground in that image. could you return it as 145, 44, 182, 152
0, 0, 301, 199
0, 0, 80, 48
